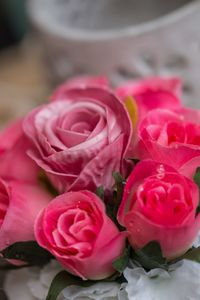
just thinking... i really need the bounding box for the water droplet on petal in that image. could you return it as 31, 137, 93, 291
156, 164, 165, 179
129, 221, 134, 228
139, 186, 144, 192
156, 173, 164, 179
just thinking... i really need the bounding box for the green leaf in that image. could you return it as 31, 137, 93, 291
98, 172, 126, 230
105, 272, 125, 283
132, 241, 168, 271
95, 186, 105, 201
196, 205, 200, 216
46, 271, 95, 300
177, 247, 200, 263
112, 172, 126, 213
113, 246, 130, 273
113, 172, 126, 186
39, 171, 59, 197
0, 264, 31, 271
0, 241, 53, 266
193, 167, 200, 189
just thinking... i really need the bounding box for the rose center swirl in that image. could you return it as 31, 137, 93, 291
136, 177, 193, 226
51, 204, 99, 257
147, 121, 200, 147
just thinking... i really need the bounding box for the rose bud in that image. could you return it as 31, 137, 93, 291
135, 107, 200, 170
35, 190, 126, 280
118, 160, 200, 259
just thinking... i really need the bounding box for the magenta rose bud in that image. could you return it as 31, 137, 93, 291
118, 160, 200, 259
0, 179, 52, 251
0, 119, 39, 183
35, 191, 126, 280
136, 107, 200, 169
24, 86, 132, 192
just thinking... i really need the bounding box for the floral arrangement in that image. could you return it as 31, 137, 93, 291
1, 76, 200, 300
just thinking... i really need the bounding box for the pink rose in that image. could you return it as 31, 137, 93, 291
117, 76, 181, 98
35, 190, 126, 280
50, 76, 109, 101
24, 86, 132, 192
118, 160, 200, 259
136, 107, 200, 169
116, 77, 182, 123
0, 119, 39, 182
0, 178, 52, 251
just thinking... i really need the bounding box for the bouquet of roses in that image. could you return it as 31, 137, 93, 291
1, 76, 200, 300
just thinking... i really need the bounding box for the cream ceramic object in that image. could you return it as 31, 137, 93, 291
29, 0, 200, 107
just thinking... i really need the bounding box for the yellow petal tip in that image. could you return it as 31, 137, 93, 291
124, 96, 138, 129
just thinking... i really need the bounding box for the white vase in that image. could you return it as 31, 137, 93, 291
28, 0, 200, 106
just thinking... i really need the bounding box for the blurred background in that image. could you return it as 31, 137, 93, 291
0, 0, 200, 134
0, 0, 51, 130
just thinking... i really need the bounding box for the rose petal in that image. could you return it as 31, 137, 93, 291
51, 76, 109, 102
117, 76, 182, 99
0, 180, 52, 250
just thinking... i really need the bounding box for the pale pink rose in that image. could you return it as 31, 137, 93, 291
35, 190, 126, 280
24, 86, 132, 192
50, 76, 109, 102
0, 178, 52, 251
0, 119, 39, 182
116, 77, 182, 123
135, 107, 200, 169
118, 160, 200, 259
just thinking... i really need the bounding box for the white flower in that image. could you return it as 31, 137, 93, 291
62, 282, 120, 300
123, 260, 200, 300
193, 231, 200, 248
4, 260, 62, 300
117, 284, 129, 300
4, 261, 120, 300
5, 267, 37, 300
5, 259, 200, 300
